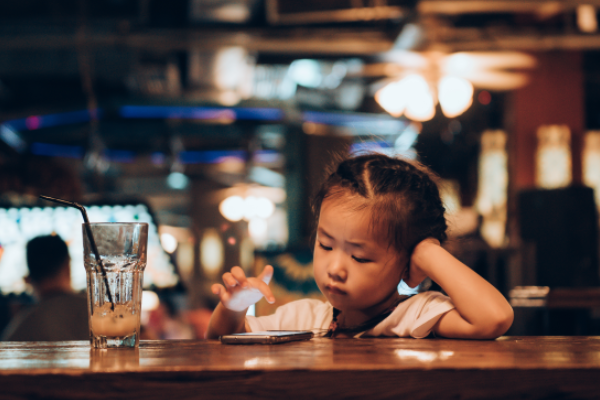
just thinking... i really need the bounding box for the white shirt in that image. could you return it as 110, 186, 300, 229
246, 291, 455, 339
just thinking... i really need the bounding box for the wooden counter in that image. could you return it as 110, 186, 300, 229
1, 337, 600, 399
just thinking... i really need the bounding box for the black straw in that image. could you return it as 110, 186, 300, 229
39, 195, 114, 310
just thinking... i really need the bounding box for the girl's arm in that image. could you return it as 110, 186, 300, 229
406, 239, 514, 339
205, 302, 248, 339
205, 265, 274, 339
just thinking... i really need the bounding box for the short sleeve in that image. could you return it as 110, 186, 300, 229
365, 291, 455, 339
246, 299, 333, 332
408, 292, 455, 338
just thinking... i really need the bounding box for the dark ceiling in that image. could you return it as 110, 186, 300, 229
2, 0, 600, 226
1, 0, 600, 179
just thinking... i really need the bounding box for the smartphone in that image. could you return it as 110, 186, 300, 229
220, 330, 314, 345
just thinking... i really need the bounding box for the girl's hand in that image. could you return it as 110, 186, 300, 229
403, 238, 441, 289
211, 265, 275, 312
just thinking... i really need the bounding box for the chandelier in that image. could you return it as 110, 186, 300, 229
373, 51, 537, 121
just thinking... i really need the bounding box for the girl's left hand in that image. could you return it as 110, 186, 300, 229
403, 238, 441, 289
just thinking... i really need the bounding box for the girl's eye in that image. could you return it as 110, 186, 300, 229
319, 242, 332, 251
352, 256, 372, 263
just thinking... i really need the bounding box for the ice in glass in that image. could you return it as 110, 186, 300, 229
83, 222, 148, 349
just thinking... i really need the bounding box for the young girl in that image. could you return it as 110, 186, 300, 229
206, 154, 513, 340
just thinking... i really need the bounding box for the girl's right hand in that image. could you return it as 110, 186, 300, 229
211, 265, 275, 312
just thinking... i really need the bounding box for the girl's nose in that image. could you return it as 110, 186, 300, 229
327, 255, 347, 282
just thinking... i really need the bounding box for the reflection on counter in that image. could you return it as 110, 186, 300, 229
90, 348, 140, 371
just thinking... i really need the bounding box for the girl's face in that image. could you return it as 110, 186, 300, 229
313, 196, 406, 323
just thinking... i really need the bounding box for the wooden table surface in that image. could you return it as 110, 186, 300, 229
2, 337, 600, 399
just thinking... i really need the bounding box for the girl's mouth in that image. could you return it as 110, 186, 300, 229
326, 285, 347, 295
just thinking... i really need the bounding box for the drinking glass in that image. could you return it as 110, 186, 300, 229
83, 222, 148, 349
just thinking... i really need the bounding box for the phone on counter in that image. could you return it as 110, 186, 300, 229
220, 330, 314, 345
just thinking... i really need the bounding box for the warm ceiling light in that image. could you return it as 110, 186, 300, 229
141, 290, 160, 312
200, 228, 224, 276
442, 52, 536, 74
219, 195, 245, 221
374, 80, 408, 117
160, 233, 178, 254
248, 217, 268, 241
438, 76, 474, 118
374, 50, 536, 121
220, 195, 275, 222
578, 5, 598, 33
243, 196, 275, 220
254, 197, 275, 219
375, 74, 435, 121
402, 74, 436, 122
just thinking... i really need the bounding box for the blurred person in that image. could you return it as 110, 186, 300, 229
1, 235, 88, 341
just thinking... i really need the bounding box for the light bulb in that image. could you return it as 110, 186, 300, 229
438, 76, 474, 118
160, 233, 178, 254
248, 217, 268, 241
374, 80, 408, 117
219, 196, 245, 222
402, 74, 436, 122
255, 197, 275, 219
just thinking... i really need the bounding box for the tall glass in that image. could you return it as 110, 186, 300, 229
83, 222, 148, 349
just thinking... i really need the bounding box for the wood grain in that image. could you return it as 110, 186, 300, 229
2, 337, 600, 399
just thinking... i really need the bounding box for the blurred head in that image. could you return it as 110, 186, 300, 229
26, 235, 70, 286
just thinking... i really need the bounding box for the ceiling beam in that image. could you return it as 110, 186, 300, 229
426, 26, 600, 51
419, 0, 600, 15
0, 27, 395, 56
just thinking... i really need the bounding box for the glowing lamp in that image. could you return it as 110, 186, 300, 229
402, 74, 436, 122
219, 196, 245, 221
374, 80, 408, 117
375, 74, 435, 122
160, 233, 178, 254
438, 76, 474, 118
248, 217, 268, 241
141, 291, 160, 312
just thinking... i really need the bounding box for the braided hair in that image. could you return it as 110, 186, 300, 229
312, 153, 447, 256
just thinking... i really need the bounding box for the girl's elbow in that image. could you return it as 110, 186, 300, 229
479, 307, 514, 339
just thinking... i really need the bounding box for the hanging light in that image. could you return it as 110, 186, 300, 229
374, 80, 408, 117
374, 50, 536, 121
438, 76, 474, 118
577, 5, 598, 33
402, 74, 436, 122
160, 233, 178, 254
375, 74, 435, 121
243, 196, 260, 220
248, 217, 268, 243
219, 196, 245, 221
254, 197, 275, 219
200, 228, 224, 276
220, 195, 275, 222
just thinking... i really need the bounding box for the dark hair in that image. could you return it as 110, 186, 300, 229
312, 153, 447, 257
26, 235, 70, 283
